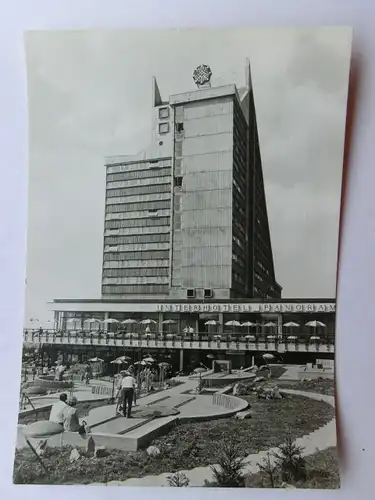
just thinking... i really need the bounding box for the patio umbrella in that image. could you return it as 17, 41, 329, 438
193, 367, 206, 388
66, 318, 81, 330
205, 320, 219, 335
287, 335, 297, 340
103, 318, 119, 324
241, 321, 256, 335
283, 321, 299, 336
143, 356, 155, 363
214, 334, 221, 340
310, 336, 321, 341
206, 354, 215, 359
262, 353, 275, 360
245, 334, 255, 340
134, 360, 148, 366
264, 321, 277, 327
267, 335, 276, 340
122, 319, 138, 325
140, 319, 157, 325
306, 320, 326, 336
89, 357, 104, 362
117, 355, 131, 362
166, 333, 175, 338
162, 319, 177, 334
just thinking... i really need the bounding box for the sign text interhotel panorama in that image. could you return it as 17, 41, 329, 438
50, 301, 335, 314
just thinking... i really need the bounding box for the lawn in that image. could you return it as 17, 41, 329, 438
14, 393, 334, 485
277, 378, 334, 397
244, 447, 340, 489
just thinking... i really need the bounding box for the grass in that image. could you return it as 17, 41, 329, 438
277, 378, 334, 397
14, 393, 334, 485
244, 447, 340, 489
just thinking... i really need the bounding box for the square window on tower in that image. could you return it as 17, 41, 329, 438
176, 122, 184, 134
159, 122, 169, 134
159, 107, 169, 119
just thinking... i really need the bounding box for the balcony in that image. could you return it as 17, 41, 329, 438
23, 330, 335, 354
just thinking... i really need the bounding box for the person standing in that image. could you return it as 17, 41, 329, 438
121, 371, 136, 418
115, 371, 125, 414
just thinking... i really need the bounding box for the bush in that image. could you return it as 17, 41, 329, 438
208, 439, 247, 487
167, 472, 190, 487
273, 434, 306, 482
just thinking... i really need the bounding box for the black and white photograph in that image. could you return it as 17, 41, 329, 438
14, 27, 351, 488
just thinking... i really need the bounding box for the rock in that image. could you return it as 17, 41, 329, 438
86, 436, 95, 454
94, 446, 108, 458
235, 410, 252, 420
146, 445, 161, 457
69, 448, 80, 462
281, 482, 296, 489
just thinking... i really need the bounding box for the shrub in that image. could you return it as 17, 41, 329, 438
273, 434, 306, 482
256, 452, 278, 488
167, 471, 190, 487
209, 439, 247, 487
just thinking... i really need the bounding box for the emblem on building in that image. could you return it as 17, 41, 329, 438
193, 64, 212, 87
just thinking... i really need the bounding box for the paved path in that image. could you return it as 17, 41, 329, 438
95, 389, 335, 487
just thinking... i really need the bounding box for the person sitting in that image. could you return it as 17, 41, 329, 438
63, 396, 87, 435
49, 393, 69, 426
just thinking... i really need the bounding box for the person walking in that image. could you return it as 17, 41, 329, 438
120, 370, 136, 418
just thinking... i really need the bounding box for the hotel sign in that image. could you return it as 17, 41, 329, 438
156, 303, 335, 313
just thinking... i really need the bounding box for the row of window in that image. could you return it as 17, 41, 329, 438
106, 183, 171, 198
103, 250, 170, 261
233, 234, 245, 251
106, 200, 171, 213
102, 284, 169, 294
103, 268, 169, 278
107, 159, 172, 175
233, 271, 245, 286
107, 167, 171, 183
104, 233, 170, 245
257, 259, 270, 276
105, 217, 170, 230
232, 252, 245, 268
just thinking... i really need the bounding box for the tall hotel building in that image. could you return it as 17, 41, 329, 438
28, 62, 337, 370
102, 61, 282, 301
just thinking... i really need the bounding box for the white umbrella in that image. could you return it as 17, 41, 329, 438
310, 336, 321, 341
283, 321, 299, 327
117, 355, 131, 362
262, 353, 275, 360
162, 319, 177, 334
103, 318, 119, 324
135, 360, 148, 366
267, 335, 276, 340
166, 333, 175, 338
287, 335, 297, 340
245, 334, 255, 340
140, 319, 157, 325
122, 319, 138, 325
225, 320, 241, 326
306, 320, 326, 336
143, 356, 155, 363
205, 320, 219, 325
241, 321, 256, 335
89, 357, 104, 362
264, 322, 277, 327
306, 320, 326, 328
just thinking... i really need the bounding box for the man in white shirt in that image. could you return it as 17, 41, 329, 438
121, 371, 136, 418
49, 393, 68, 426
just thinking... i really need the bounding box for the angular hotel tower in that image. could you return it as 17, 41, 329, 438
102, 61, 282, 301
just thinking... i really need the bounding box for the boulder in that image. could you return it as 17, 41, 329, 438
69, 448, 80, 462
147, 445, 161, 457
235, 410, 252, 420
94, 446, 108, 458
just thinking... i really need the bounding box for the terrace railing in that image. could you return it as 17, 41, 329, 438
23, 329, 335, 354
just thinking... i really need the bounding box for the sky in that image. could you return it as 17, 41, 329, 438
24, 28, 352, 326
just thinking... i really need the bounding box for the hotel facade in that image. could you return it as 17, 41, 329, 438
24, 62, 336, 371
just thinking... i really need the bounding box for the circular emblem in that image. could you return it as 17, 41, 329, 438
193, 64, 212, 86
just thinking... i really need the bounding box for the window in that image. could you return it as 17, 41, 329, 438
204, 289, 213, 298
187, 289, 195, 298
176, 122, 184, 134
159, 122, 169, 134
174, 176, 183, 188
159, 107, 169, 119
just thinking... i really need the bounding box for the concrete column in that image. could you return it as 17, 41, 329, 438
277, 313, 283, 338
104, 311, 109, 332
158, 312, 163, 334
251, 355, 255, 367
179, 349, 184, 371
218, 313, 224, 334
